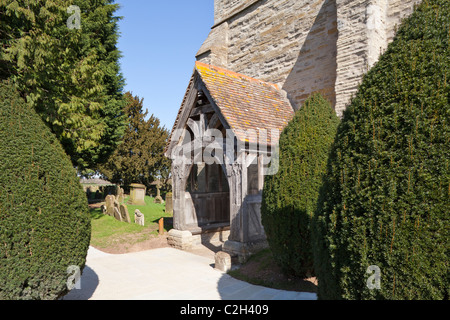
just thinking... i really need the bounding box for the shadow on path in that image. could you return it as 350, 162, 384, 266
62, 266, 99, 300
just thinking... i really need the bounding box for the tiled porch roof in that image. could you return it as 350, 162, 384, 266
196, 62, 294, 145
166, 62, 294, 155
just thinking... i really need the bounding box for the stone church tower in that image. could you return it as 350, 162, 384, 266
196, 0, 421, 116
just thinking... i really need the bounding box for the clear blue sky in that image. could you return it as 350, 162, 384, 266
115, 0, 214, 130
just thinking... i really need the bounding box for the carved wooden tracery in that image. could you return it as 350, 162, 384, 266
170, 82, 269, 249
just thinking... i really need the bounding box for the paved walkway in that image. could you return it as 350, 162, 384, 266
63, 246, 317, 300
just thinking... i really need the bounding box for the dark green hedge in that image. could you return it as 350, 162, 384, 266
312, 0, 449, 300
0, 81, 91, 300
261, 93, 340, 278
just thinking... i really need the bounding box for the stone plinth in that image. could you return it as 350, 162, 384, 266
129, 183, 146, 206
167, 229, 193, 250
223, 239, 268, 263
215, 251, 232, 272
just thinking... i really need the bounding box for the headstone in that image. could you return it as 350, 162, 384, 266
154, 181, 164, 204
119, 204, 131, 223
113, 207, 122, 222
129, 183, 146, 206
100, 205, 107, 215
117, 188, 125, 203
135, 209, 145, 226
215, 251, 232, 272
165, 192, 173, 214
105, 195, 115, 216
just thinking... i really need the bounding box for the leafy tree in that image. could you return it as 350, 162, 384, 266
0, 80, 91, 300
99, 92, 171, 189
0, 0, 126, 171
261, 94, 340, 278
312, 0, 449, 300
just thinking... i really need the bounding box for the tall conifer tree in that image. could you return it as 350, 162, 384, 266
99, 92, 170, 189
0, 0, 126, 171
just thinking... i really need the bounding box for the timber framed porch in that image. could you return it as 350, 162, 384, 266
165, 62, 294, 259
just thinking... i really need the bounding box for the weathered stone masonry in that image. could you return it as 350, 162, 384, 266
197, 0, 421, 117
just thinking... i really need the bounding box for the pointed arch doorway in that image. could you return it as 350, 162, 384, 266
185, 162, 230, 232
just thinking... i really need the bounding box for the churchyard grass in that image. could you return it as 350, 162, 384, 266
90, 195, 172, 250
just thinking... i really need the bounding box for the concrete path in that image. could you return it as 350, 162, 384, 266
63, 246, 317, 300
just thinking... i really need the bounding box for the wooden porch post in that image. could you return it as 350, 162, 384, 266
172, 162, 192, 231
226, 151, 248, 243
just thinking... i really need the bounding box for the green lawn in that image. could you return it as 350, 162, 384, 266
90, 195, 173, 250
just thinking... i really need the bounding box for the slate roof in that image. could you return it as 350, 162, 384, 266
166, 62, 294, 154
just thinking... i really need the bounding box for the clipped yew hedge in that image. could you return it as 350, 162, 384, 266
261, 93, 340, 278
312, 0, 449, 300
0, 81, 91, 300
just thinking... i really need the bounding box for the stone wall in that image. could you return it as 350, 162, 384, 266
335, 0, 421, 116
334, 0, 370, 116
214, 0, 260, 25
197, 0, 420, 116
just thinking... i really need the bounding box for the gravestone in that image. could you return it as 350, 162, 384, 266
105, 195, 116, 216
113, 207, 122, 222
165, 192, 173, 214
135, 209, 145, 226
154, 181, 164, 204
129, 183, 146, 206
117, 188, 125, 204
100, 204, 107, 215
119, 204, 131, 223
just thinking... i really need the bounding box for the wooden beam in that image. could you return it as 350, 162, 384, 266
200, 113, 206, 137
257, 154, 264, 192
187, 118, 200, 137
190, 104, 214, 117
207, 113, 220, 130
166, 74, 199, 156
246, 153, 257, 168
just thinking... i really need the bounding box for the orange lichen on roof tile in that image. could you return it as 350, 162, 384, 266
196, 61, 280, 91
195, 61, 294, 145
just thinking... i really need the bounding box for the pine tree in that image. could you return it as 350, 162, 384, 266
99, 92, 171, 188
0, 0, 126, 171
